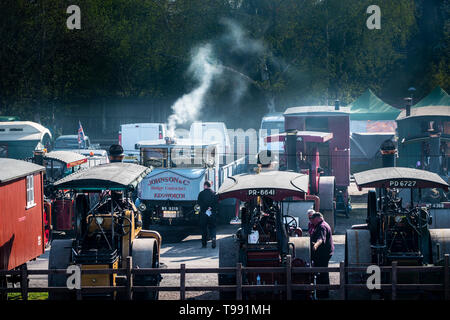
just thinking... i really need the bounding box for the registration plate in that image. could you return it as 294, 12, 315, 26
247, 189, 276, 196
163, 211, 178, 218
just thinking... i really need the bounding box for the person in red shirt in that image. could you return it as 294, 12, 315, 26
310, 212, 334, 298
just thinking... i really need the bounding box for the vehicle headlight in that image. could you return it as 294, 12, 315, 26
394, 215, 403, 223
139, 203, 147, 212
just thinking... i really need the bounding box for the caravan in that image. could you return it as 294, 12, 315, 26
0, 121, 52, 159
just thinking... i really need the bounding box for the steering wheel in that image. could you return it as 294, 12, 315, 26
283, 215, 298, 230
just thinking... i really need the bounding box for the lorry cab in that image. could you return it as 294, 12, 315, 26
136, 139, 219, 226
119, 123, 167, 163
259, 113, 285, 153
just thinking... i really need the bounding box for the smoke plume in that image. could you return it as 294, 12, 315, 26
167, 44, 221, 136
167, 20, 265, 135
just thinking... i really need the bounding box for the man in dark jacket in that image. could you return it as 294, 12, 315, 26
310, 212, 334, 298
197, 181, 218, 248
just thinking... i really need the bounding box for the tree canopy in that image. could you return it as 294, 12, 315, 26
0, 0, 448, 132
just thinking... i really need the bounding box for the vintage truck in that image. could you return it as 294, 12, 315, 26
136, 138, 246, 227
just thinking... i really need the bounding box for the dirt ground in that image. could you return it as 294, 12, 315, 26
26, 183, 369, 300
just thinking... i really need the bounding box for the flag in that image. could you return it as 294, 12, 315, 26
77, 121, 85, 148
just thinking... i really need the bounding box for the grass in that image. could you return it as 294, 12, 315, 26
7, 292, 48, 300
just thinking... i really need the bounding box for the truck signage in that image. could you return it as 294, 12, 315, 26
139, 169, 206, 201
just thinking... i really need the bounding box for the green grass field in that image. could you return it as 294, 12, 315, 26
7, 292, 48, 300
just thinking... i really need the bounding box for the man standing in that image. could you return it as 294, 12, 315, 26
310, 212, 334, 298
197, 181, 218, 248
307, 209, 316, 236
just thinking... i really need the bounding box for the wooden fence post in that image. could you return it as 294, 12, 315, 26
20, 265, 28, 301
126, 256, 133, 300
76, 264, 82, 300
445, 254, 449, 300
339, 261, 346, 300
236, 263, 242, 301
286, 255, 292, 300
391, 261, 397, 301
180, 264, 186, 300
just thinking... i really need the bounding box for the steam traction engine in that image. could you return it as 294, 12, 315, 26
217, 170, 314, 300
345, 167, 450, 299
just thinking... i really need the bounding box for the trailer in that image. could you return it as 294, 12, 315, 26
0, 158, 46, 299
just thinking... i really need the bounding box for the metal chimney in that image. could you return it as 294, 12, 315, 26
404, 97, 412, 117
286, 130, 298, 171
334, 99, 340, 111
380, 139, 397, 167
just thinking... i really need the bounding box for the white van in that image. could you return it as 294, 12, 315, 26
189, 122, 231, 163
259, 113, 285, 152
119, 123, 166, 162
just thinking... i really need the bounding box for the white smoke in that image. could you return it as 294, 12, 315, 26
167, 44, 221, 137
167, 20, 265, 136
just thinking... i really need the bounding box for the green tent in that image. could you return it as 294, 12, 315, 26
413, 86, 450, 108
348, 89, 400, 120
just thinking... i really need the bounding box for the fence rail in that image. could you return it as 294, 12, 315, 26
1, 254, 449, 301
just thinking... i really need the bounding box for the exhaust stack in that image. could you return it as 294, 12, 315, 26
334, 99, 340, 111
286, 130, 297, 171
380, 139, 397, 168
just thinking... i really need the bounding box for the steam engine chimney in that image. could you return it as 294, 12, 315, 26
380, 139, 397, 168
334, 99, 340, 111
404, 97, 412, 117
286, 130, 298, 171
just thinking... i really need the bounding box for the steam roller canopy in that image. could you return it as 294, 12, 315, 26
345, 229, 371, 300
429, 229, 450, 264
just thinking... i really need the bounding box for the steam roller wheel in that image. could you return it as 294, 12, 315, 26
289, 237, 311, 265
132, 238, 160, 300
429, 229, 450, 265
345, 229, 372, 300
318, 177, 335, 233
48, 239, 74, 300
218, 237, 239, 300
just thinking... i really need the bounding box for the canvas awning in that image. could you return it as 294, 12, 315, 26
218, 171, 309, 201
348, 89, 400, 120
54, 162, 151, 191
413, 86, 450, 108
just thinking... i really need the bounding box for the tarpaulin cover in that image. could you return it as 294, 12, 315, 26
348, 89, 400, 120
350, 133, 395, 159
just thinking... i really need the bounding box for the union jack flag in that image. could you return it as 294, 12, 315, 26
77, 121, 85, 148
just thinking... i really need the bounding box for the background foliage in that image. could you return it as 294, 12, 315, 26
0, 0, 448, 133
